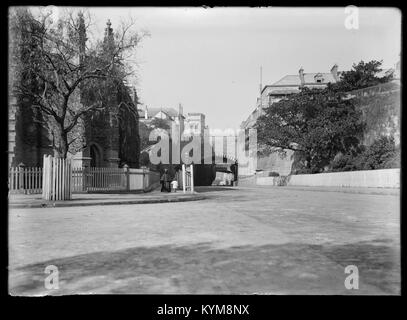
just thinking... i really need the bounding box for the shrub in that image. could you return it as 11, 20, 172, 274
361, 136, 397, 169
329, 136, 399, 171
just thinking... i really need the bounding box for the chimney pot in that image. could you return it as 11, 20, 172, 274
330, 64, 339, 81
144, 105, 148, 119
299, 67, 305, 86
178, 103, 183, 117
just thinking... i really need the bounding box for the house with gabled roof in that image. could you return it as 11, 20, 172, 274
241, 64, 341, 130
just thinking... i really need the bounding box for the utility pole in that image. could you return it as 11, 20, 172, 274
259, 66, 263, 110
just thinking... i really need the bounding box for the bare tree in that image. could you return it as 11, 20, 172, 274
9, 7, 146, 158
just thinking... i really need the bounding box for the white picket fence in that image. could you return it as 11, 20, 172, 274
8, 157, 163, 198
8, 166, 43, 194
42, 155, 72, 200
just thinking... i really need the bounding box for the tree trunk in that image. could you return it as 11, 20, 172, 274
53, 125, 69, 159
305, 153, 312, 170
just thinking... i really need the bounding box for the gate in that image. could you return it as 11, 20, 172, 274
182, 164, 194, 193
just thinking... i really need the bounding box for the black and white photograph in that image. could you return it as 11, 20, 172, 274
7, 6, 401, 299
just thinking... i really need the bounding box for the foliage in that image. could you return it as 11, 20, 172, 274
139, 118, 171, 152
139, 122, 153, 151
150, 118, 171, 130
255, 87, 365, 173
139, 151, 150, 167
330, 60, 393, 92
10, 8, 145, 158
255, 59, 397, 174
330, 136, 399, 171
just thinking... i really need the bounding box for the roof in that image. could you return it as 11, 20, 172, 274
138, 107, 179, 119
267, 88, 300, 95
187, 112, 205, 117
272, 72, 337, 87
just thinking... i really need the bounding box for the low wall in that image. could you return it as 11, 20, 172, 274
237, 175, 257, 186
128, 169, 160, 191
255, 168, 400, 188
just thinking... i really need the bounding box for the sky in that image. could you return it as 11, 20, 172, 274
35, 6, 402, 130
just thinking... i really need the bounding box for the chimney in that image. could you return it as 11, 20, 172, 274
178, 103, 183, 117
144, 105, 148, 120
330, 64, 339, 82
299, 67, 305, 86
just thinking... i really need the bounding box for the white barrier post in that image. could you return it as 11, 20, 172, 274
190, 164, 194, 193
182, 164, 186, 193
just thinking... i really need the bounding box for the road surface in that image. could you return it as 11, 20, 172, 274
9, 186, 400, 295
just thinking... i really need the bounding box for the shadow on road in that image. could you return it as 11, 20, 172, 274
9, 239, 399, 295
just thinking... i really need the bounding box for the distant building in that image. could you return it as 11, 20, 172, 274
239, 65, 341, 176
241, 64, 340, 130
138, 104, 186, 140
184, 113, 206, 136
239, 62, 400, 177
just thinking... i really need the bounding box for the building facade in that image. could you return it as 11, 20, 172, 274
184, 113, 207, 136
138, 104, 185, 133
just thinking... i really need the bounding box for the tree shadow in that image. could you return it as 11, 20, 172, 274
9, 239, 400, 295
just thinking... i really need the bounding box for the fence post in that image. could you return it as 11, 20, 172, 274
18, 162, 25, 194
190, 164, 194, 193
142, 169, 146, 191
182, 164, 186, 193
123, 164, 130, 191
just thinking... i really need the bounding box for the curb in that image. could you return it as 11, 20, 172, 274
9, 195, 207, 209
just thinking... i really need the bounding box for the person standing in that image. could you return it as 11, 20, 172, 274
160, 169, 170, 192
171, 179, 178, 192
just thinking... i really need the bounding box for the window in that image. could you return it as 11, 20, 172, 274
314, 73, 324, 83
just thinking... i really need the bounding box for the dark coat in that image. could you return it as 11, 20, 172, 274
160, 173, 170, 182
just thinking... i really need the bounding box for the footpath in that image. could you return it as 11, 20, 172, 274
8, 189, 206, 209
238, 184, 400, 196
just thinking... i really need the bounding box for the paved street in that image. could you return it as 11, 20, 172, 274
9, 186, 400, 295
